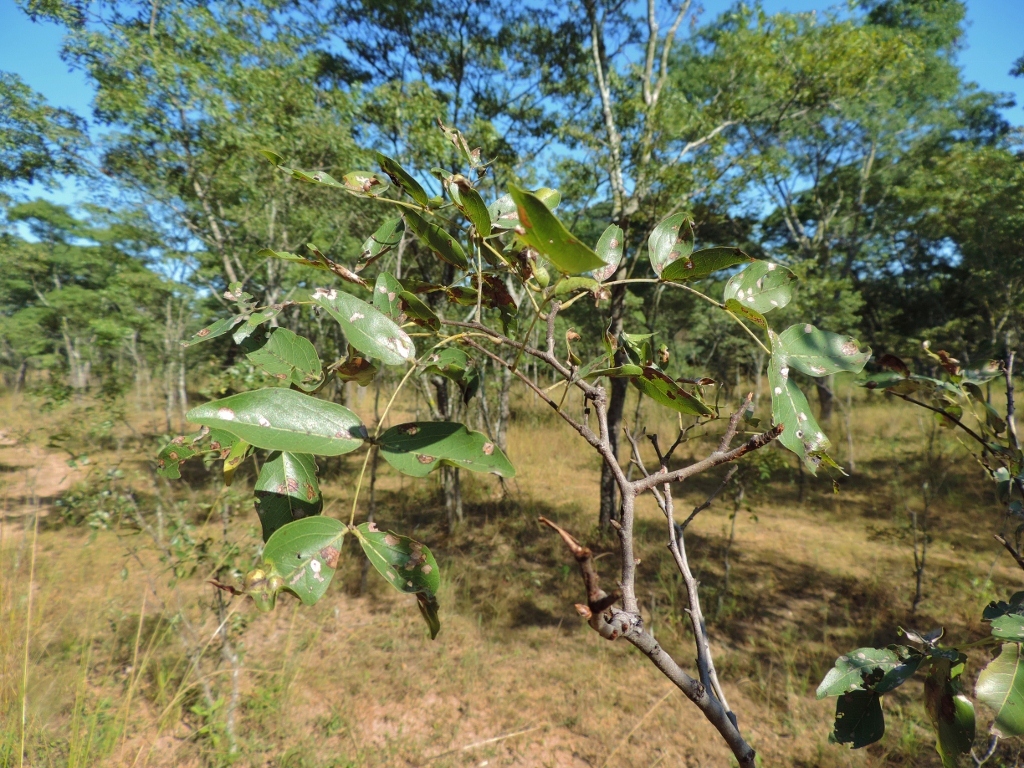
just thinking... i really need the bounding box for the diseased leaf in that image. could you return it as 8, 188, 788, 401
372, 271, 403, 319
630, 366, 714, 417
442, 174, 490, 234
593, 224, 624, 282
925, 658, 975, 768
404, 209, 469, 270
553, 276, 600, 297
984, 592, 1024, 621
488, 187, 559, 231
376, 152, 428, 206
187, 388, 365, 456
977, 643, 1024, 736
182, 315, 244, 348
243, 328, 323, 390
817, 647, 918, 698
991, 615, 1024, 641
222, 439, 250, 485
233, 305, 286, 344
648, 213, 693, 277
723, 260, 796, 313
724, 298, 767, 331
379, 422, 514, 478
340, 170, 390, 197
312, 287, 416, 366
157, 427, 239, 479
253, 452, 322, 542
257, 247, 326, 271
400, 290, 440, 331
357, 217, 404, 272
247, 517, 346, 611
507, 184, 604, 274
355, 522, 441, 638
422, 348, 479, 402
769, 331, 830, 473
832, 690, 885, 749
661, 246, 754, 282
777, 324, 871, 377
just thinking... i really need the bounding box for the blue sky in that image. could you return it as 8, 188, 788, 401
1, 0, 1021, 207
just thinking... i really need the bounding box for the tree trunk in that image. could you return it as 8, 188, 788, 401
599, 282, 628, 529
816, 374, 835, 422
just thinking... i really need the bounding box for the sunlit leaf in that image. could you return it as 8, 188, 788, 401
777, 324, 871, 377
312, 287, 416, 365
233, 305, 286, 344
593, 224, 624, 282
977, 643, 1024, 736
769, 331, 830, 473
355, 522, 440, 638
488, 187, 560, 231
507, 184, 604, 274
372, 271, 403, 319
378, 422, 514, 478
630, 366, 713, 417
339, 170, 390, 197
357, 217, 404, 272
181, 315, 244, 348
187, 388, 365, 456
647, 213, 693, 277
157, 427, 239, 479
817, 647, 918, 698
247, 517, 345, 611
723, 260, 796, 313
723, 298, 767, 331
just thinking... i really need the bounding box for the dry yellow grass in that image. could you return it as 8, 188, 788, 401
1, 383, 1022, 767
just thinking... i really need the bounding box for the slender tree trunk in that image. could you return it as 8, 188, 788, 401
816, 374, 835, 422
599, 282, 628, 529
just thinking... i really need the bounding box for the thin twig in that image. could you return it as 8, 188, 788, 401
599, 688, 675, 768
994, 534, 1024, 573
421, 724, 549, 764
679, 466, 739, 532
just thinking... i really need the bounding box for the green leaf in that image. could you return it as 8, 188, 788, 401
187, 389, 366, 456
817, 647, 918, 698
647, 213, 693, 277
488, 187, 560, 231
984, 592, 1024, 621
769, 331, 830, 473
254, 452, 322, 542
259, 149, 284, 166
507, 184, 604, 274
584, 363, 644, 379
832, 690, 885, 749
256, 247, 326, 271
992, 615, 1024, 640
444, 176, 490, 234
723, 298, 767, 331
404, 209, 469, 270
333, 351, 379, 386
222, 439, 251, 485
661, 246, 754, 282
358, 217, 404, 271
243, 328, 323, 390
630, 366, 714, 417
157, 427, 239, 479
355, 522, 441, 638
553, 276, 600, 296
593, 224, 624, 282
400, 290, 440, 332
372, 271, 403, 319
723, 261, 796, 314
977, 643, 1024, 736
777, 324, 871, 377
422, 348, 479, 401
312, 287, 416, 366
379, 422, 514, 478
248, 517, 346, 611
232, 306, 285, 344
182, 315, 244, 348
925, 658, 975, 768
375, 152, 428, 206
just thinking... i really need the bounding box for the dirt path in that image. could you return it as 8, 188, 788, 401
0, 429, 88, 514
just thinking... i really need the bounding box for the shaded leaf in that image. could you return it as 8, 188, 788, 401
631, 366, 714, 417
769, 331, 830, 473
312, 287, 416, 366
233, 305, 286, 344
488, 187, 559, 231
157, 427, 239, 479
254, 452, 322, 542
182, 315, 244, 348
379, 422, 514, 478
925, 658, 975, 767
832, 690, 885, 749
357, 217, 404, 272
404, 209, 469, 270
984, 592, 1024, 621
243, 328, 323, 390
817, 647, 920, 698
553, 276, 600, 297
376, 152, 428, 206
507, 184, 604, 274
372, 271, 403, 319
187, 388, 365, 456
423, 348, 479, 402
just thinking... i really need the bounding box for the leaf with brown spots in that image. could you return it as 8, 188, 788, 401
355, 523, 441, 639
507, 184, 604, 274
254, 452, 323, 542
776, 324, 871, 377
157, 427, 241, 479
378, 421, 514, 478
250, 516, 347, 611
